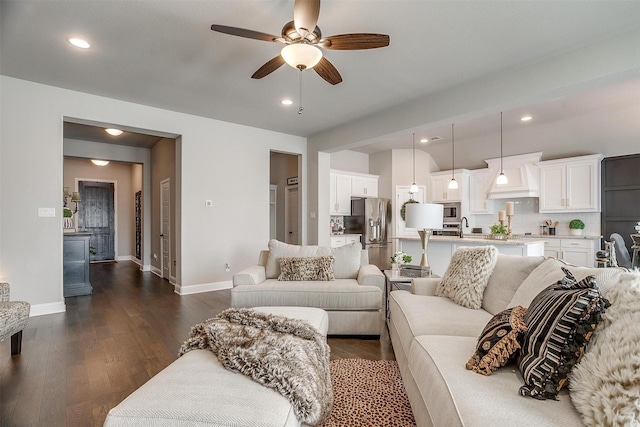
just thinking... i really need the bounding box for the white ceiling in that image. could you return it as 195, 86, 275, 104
2, 1, 640, 168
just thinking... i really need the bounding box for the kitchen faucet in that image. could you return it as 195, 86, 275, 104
459, 216, 469, 238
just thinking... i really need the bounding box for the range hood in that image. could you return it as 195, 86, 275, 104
484, 152, 542, 199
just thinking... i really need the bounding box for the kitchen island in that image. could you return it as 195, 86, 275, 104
393, 235, 545, 277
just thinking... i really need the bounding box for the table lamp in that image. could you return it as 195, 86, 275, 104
405, 203, 444, 268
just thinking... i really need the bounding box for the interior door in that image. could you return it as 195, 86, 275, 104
285, 185, 299, 244
161, 179, 171, 279
78, 181, 115, 261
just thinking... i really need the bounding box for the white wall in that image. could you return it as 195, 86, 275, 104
0, 76, 306, 314
330, 150, 370, 174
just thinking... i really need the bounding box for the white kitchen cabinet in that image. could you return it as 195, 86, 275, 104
429, 170, 468, 202
538, 155, 603, 213
468, 169, 495, 214
533, 237, 598, 267
330, 234, 361, 248
330, 172, 351, 215
351, 175, 378, 198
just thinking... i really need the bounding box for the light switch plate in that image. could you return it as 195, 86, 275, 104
38, 207, 56, 217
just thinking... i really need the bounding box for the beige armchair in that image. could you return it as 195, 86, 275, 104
0, 282, 31, 355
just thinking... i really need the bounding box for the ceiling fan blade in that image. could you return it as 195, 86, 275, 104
293, 0, 321, 38
251, 55, 286, 79
320, 33, 390, 50
314, 57, 342, 85
211, 24, 280, 42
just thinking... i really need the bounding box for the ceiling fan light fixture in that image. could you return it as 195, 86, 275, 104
281, 43, 323, 70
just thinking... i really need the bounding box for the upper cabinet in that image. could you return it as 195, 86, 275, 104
468, 169, 495, 214
330, 170, 379, 215
330, 172, 352, 215
351, 174, 379, 198
429, 170, 469, 203
538, 154, 603, 213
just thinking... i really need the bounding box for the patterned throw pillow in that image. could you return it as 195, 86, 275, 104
466, 306, 527, 375
518, 268, 609, 400
278, 256, 335, 281
436, 245, 499, 309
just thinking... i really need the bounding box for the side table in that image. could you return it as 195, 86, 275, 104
384, 270, 418, 322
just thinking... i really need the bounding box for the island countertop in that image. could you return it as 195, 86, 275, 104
392, 235, 546, 246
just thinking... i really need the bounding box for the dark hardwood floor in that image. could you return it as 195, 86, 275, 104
0, 261, 395, 426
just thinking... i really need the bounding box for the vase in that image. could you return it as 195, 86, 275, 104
392, 263, 399, 271
570, 229, 583, 236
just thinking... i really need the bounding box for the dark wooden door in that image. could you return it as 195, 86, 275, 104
601, 154, 640, 253
78, 181, 115, 261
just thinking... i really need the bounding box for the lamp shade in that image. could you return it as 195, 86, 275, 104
281, 43, 323, 69
405, 203, 444, 230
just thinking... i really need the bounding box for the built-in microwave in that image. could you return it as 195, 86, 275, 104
442, 202, 461, 223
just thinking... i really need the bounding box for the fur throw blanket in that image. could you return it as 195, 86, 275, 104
179, 308, 333, 425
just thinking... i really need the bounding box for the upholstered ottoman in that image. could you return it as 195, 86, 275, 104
104, 307, 329, 427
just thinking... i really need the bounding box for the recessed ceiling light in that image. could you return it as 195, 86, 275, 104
68, 38, 91, 49
420, 138, 429, 143
521, 115, 533, 121
281, 99, 293, 106
105, 128, 123, 136
91, 160, 110, 166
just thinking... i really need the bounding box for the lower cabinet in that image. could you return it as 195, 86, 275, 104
542, 238, 598, 267
63, 233, 93, 297
330, 235, 361, 248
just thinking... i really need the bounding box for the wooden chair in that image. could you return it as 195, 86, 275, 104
0, 282, 30, 355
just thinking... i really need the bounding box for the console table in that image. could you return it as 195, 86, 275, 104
63, 233, 92, 297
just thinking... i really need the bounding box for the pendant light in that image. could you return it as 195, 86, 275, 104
496, 112, 508, 185
409, 133, 419, 194
448, 123, 458, 190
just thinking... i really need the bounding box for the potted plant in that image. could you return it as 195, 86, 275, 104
489, 223, 509, 239
390, 251, 412, 270
569, 219, 585, 236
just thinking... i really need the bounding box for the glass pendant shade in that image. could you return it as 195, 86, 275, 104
281, 44, 323, 69
409, 183, 419, 194
496, 172, 508, 185
448, 178, 458, 189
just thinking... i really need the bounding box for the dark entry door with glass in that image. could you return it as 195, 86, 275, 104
78, 181, 115, 261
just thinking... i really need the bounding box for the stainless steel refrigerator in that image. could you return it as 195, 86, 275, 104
344, 198, 392, 270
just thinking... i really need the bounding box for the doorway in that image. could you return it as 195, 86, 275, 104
270, 151, 301, 244
77, 180, 116, 261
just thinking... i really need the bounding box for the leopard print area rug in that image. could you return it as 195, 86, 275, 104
320, 359, 416, 427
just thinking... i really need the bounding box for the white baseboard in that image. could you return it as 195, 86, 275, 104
116, 255, 133, 261
174, 280, 233, 295
150, 266, 162, 277
30, 301, 66, 317
140, 264, 152, 271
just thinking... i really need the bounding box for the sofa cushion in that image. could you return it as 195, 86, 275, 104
265, 240, 362, 280
231, 279, 382, 311
266, 240, 332, 279
331, 242, 362, 279
569, 271, 640, 427
518, 268, 608, 400
508, 258, 624, 309
482, 255, 545, 315
408, 335, 584, 427
388, 291, 493, 361
278, 256, 335, 281
466, 306, 527, 376
436, 245, 499, 309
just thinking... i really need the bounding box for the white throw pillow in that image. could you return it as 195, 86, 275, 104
569, 271, 640, 427
436, 245, 499, 309
331, 242, 362, 279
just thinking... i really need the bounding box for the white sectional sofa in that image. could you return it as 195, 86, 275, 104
389, 254, 628, 427
232, 240, 385, 337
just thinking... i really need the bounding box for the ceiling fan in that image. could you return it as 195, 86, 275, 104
210, 0, 390, 85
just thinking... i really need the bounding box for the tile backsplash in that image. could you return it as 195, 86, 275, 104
472, 198, 601, 236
